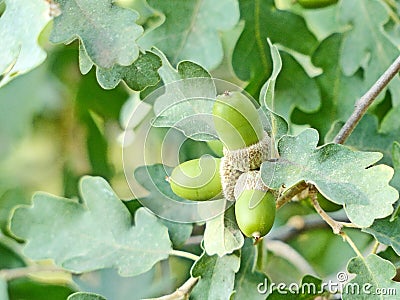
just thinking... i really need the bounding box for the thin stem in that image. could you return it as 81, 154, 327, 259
169, 250, 200, 261
0, 265, 68, 281
143, 277, 199, 300
340, 231, 364, 257
371, 241, 380, 254
310, 187, 343, 234
276, 181, 308, 209
334, 54, 400, 144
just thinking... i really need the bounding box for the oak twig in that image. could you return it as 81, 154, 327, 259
144, 277, 199, 300
275, 181, 308, 209
334, 54, 400, 144
0, 265, 68, 281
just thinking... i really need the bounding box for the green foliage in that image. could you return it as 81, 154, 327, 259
10, 177, 172, 276
2, 0, 400, 298
339, 0, 400, 104
231, 238, 268, 299
343, 254, 400, 299
203, 206, 244, 257
191, 250, 240, 299
261, 129, 398, 227
51, 0, 143, 69
0, 0, 51, 87
140, 0, 239, 69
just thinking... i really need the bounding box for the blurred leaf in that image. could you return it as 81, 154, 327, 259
0, 189, 29, 234
191, 251, 240, 300
139, 0, 239, 70
289, 228, 371, 277
261, 129, 399, 227
0, 278, 8, 300
343, 254, 400, 299
8, 278, 75, 300
326, 114, 400, 166
0, 0, 51, 87
10, 176, 172, 276
203, 206, 244, 257
232, 0, 318, 99
0, 239, 25, 269
50, 0, 143, 69
363, 217, 400, 255
292, 33, 365, 138
267, 275, 327, 299
339, 0, 400, 105
0, 63, 61, 158
67, 292, 106, 300
151, 51, 217, 141
231, 238, 268, 300
96, 51, 162, 91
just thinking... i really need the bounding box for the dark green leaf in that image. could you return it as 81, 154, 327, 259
267, 275, 327, 299
10, 176, 172, 276
96, 51, 162, 91
232, 0, 318, 100
8, 278, 75, 300
261, 129, 399, 227
363, 217, 400, 255
292, 33, 365, 138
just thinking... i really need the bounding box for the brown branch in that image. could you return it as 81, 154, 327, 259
275, 181, 308, 209
144, 277, 199, 300
0, 265, 68, 281
334, 54, 400, 144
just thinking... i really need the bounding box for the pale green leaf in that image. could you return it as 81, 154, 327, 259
363, 217, 400, 256
10, 176, 172, 276
0, 0, 52, 87
191, 251, 240, 300
258, 40, 288, 144
50, 0, 143, 68
260, 129, 399, 227
68, 292, 106, 300
231, 238, 268, 300
339, 0, 400, 105
392, 142, 400, 191
139, 0, 239, 70
292, 33, 365, 138
151, 51, 217, 141
260, 39, 282, 110
343, 254, 400, 299
96, 51, 162, 91
203, 206, 244, 257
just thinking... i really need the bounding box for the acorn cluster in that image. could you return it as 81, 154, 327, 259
169, 91, 276, 240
